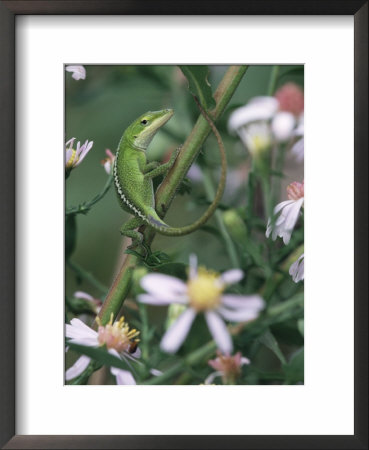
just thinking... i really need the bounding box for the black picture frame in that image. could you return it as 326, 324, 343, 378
0, 1, 367, 449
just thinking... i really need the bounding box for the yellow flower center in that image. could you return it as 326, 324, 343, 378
251, 134, 270, 155
187, 268, 224, 311
97, 314, 140, 353
66, 149, 78, 169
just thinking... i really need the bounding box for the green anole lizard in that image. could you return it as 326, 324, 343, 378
113, 99, 226, 247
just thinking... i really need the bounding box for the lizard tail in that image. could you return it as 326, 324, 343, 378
148, 96, 227, 237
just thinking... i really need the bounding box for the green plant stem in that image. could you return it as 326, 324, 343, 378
97, 257, 135, 326
96, 66, 249, 326
67, 259, 108, 295
261, 175, 273, 220
66, 173, 113, 216
267, 65, 280, 96
202, 169, 240, 268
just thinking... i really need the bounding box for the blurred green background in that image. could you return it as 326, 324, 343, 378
65, 65, 303, 302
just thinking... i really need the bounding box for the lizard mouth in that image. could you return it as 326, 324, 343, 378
155, 109, 174, 127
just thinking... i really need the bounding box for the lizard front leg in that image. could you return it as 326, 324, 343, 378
142, 161, 160, 174
143, 146, 181, 180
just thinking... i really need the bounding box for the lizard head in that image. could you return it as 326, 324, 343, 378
128, 109, 174, 150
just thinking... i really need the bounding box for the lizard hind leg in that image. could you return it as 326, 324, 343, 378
120, 216, 147, 252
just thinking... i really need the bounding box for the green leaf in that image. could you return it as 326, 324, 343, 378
283, 347, 304, 384
258, 329, 287, 365
267, 293, 304, 317
154, 262, 187, 279
67, 342, 132, 372
179, 65, 216, 110
145, 251, 171, 267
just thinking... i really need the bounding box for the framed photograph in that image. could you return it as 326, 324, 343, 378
1, 1, 367, 449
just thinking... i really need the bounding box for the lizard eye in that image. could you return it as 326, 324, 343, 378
141, 119, 148, 125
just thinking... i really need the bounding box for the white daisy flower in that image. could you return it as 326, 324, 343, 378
289, 253, 304, 283
236, 121, 273, 158
229, 86, 304, 158
228, 96, 297, 148
65, 138, 93, 172
266, 181, 304, 245
205, 351, 250, 384
138, 255, 265, 354
65, 314, 140, 385
66, 65, 86, 80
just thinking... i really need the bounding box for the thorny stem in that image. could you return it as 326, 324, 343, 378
96, 66, 249, 326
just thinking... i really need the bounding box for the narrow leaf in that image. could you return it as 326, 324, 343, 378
259, 329, 287, 365
179, 65, 216, 110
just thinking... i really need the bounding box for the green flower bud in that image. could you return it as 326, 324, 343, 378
222, 209, 248, 242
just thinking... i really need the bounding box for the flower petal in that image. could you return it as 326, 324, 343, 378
220, 269, 244, 285
189, 254, 198, 280
131, 347, 141, 359
228, 97, 278, 131
76, 141, 93, 166
160, 308, 196, 354
66, 65, 86, 80
65, 355, 91, 381
274, 199, 295, 215
222, 294, 265, 311
65, 148, 73, 165
74, 291, 94, 302
150, 368, 163, 377
65, 319, 98, 347
289, 254, 304, 282
104, 161, 112, 174
67, 318, 97, 337
205, 311, 233, 354
204, 371, 222, 385
217, 307, 260, 322
65, 137, 75, 149
110, 367, 136, 385
283, 198, 304, 232
140, 273, 187, 302
137, 293, 187, 306
271, 111, 295, 141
